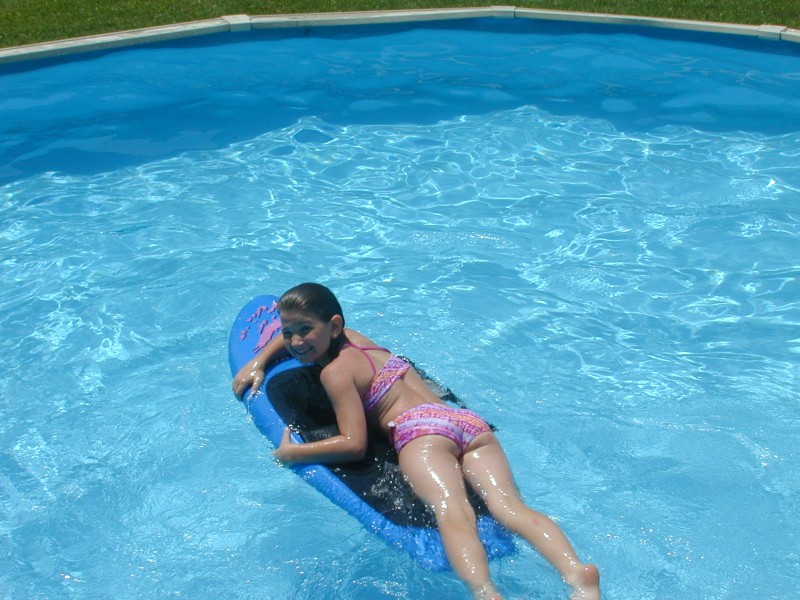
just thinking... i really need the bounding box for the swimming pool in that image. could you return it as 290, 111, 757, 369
1, 12, 798, 599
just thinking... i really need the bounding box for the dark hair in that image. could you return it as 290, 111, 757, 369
279, 283, 348, 356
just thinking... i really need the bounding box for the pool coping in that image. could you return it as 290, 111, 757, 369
1, 6, 799, 64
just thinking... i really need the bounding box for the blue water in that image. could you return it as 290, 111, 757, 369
1, 17, 799, 599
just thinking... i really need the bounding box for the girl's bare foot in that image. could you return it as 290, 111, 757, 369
567, 563, 600, 600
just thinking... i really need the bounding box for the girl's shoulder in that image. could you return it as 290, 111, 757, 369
321, 346, 368, 394
343, 327, 368, 341
343, 328, 383, 349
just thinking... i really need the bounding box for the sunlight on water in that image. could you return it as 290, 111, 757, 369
1, 19, 799, 600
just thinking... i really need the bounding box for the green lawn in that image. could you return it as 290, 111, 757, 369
1, 0, 799, 49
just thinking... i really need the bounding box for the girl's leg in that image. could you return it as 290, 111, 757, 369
398, 435, 503, 600
461, 433, 600, 600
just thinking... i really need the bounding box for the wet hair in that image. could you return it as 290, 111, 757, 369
279, 283, 348, 356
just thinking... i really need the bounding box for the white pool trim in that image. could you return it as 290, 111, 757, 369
1, 6, 798, 64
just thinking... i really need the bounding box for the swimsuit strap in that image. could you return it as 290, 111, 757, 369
341, 341, 390, 376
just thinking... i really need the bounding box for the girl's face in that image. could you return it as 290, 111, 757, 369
280, 309, 343, 366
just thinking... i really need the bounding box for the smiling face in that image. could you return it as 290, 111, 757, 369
280, 309, 343, 366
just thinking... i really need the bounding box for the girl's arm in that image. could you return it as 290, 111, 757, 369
231, 331, 289, 399
274, 365, 368, 464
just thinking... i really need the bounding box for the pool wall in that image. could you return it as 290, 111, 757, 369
2, 6, 799, 64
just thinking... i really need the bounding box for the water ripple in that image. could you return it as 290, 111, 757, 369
1, 100, 798, 598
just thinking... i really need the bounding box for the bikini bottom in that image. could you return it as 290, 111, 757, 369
388, 403, 491, 456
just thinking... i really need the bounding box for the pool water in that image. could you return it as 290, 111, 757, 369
1, 17, 799, 599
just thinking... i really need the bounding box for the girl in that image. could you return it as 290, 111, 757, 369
232, 283, 600, 600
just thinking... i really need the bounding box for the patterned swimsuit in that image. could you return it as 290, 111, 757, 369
388, 403, 491, 455
345, 342, 491, 455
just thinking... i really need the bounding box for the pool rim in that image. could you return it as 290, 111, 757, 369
1, 5, 799, 65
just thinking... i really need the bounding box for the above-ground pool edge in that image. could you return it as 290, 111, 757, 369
1, 6, 798, 64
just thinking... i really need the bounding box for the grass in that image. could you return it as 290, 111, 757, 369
1, 0, 799, 49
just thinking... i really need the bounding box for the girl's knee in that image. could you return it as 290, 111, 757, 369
432, 499, 478, 534
437, 499, 476, 522
486, 494, 533, 528
486, 490, 522, 513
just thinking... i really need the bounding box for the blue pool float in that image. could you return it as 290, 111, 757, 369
228, 295, 516, 571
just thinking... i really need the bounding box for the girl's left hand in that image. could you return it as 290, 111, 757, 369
273, 427, 295, 464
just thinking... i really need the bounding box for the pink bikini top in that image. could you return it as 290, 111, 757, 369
342, 342, 410, 412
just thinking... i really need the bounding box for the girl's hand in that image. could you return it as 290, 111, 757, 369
231, 362, 265, 400
273, 427, 296, 465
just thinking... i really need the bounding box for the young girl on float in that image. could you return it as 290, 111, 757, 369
232, 282, 600, 600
